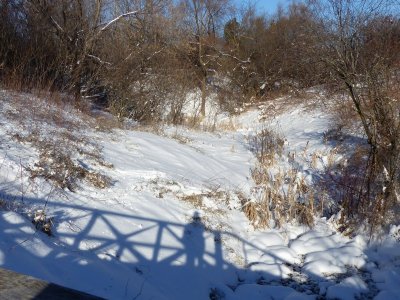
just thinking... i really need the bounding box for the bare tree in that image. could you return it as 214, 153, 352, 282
179, 0, 231, 116
23, 0, 139, 97
311, 0, 400, 232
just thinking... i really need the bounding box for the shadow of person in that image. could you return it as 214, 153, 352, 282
183, 211, 205, 268
213, 231, 223, 269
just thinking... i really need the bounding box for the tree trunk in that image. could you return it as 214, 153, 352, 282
200, 75, 206, 117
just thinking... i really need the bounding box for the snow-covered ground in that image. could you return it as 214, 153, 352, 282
0, 90, 399, 299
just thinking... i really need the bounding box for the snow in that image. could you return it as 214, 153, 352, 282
326, 276, 368, 300
0, 90, 399, 299
103, 128, 253, 193
234, 284, 316, 300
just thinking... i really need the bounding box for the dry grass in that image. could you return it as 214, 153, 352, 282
84, 171, 112, 189
256, 91, 323, 121
169, 131, 193, 144
182, 115, 204, 130
249, 127, 285, 165
180, 112, 236, 133
32, 209, 54, 236
329, 93, 360, 133
4, 91, 84, 131
215, 118, 238, 132
4, 89, 122, 134
178, 187, 231, 209
147, 176, 231, 216
249, 165, 315, 229
28, 145, 111, 191
92, 114, 123, 132
242, 200, 259, 226
245, 127, 316, 229
180, 194, 204, 207
3, 90, 113, 192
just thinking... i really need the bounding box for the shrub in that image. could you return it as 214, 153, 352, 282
249, 127, 284, 165
246, 127, 315, 228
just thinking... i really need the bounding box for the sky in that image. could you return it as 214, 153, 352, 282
233, 0, 292, 15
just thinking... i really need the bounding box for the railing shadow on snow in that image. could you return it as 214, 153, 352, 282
0, 192, 329, 299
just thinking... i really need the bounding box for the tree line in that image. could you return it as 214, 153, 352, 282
0, 0, 343, 122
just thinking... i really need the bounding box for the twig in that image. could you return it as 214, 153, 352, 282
146, 48, 165, 61
87, 54, 112, 66
49, 17, 72, 42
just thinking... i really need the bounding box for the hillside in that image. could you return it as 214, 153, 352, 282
0, 90, 399, 299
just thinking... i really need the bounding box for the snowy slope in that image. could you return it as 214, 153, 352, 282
0, 91, 399, 300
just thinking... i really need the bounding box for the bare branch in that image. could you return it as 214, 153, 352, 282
49, 16, 73, 42
99, 11, 138, 32
146, 48, 165, 61
86, 54, 111, 66
218, 52, 251, 64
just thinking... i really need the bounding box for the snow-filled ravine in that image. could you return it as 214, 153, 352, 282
0, 90, 399, 300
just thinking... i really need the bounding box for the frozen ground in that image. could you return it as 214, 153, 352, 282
0, 90, 399, 299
